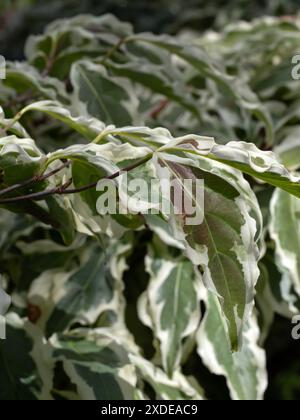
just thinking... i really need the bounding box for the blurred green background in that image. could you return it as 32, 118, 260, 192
1, 0, 300, 59
1, 0, 300, 401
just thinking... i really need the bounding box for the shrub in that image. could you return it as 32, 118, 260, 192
0, 14, 300, 400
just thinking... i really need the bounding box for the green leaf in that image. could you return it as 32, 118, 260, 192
106, 60, 200, 118
275, 133, 300, 170
132, 34, 274, 143
132, 34, 235, 93
0, 277, 10, 318
211, 142, 300, 197
0, 314, 51, 400
48, 141, 152, 220
141, 244, 200, 376
259, 250, 300, 317
0, 136, 45, 186
26, 14, 133, 79
0, 106, 30, 138
161, 136, 300, 198
197, 289, 267, 401
4, 62, 69, 103
51, 331, 136, 400
46, 248, 115, 336
256, 263, 275, 345
71, 61, 138, 126
154, 150, 260, 350
270, 188, 300, 301
45, 195, 76, 245
47, 143, 119, 215
130, 354, 204, 400
15, 100, 106, 140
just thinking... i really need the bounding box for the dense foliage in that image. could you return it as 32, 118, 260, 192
1, 0, 300, 59
1, 13, 300, 400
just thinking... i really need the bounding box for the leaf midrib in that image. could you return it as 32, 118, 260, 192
162, 159, 236, 329
76, 65, 112, 124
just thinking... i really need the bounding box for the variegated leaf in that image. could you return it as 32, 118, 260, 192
197, 288, 267, 401
71, 61, 138, 126
153, 149, 260, 350
0, 136, 45, 185
12, 100, 106, 140
270, 188, 300, 303
159, 136, 300, 198
50, 331, 136, 400
0, 277, 10, 318
0, 314, 52, 400
140, 243, 200, 376
130, 354, 204, 400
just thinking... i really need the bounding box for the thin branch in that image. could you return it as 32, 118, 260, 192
0, 161, 70, 197
150, 99, 170, 120
41, 40, 58, 77
0, 155, 152, 206
100, 37, 129, 65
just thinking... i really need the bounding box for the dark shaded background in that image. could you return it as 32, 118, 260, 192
0, 0, 300, 401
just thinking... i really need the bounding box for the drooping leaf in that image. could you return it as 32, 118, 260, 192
197, 288, 267, 401
153, 149, 261, 350
140, 243, 200, 376
51, 331, 136, 400
270, 188, 300, 300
